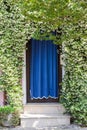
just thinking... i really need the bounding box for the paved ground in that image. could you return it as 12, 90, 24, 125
0, 125, 87, 130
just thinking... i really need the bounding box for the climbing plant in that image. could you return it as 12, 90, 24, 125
0, 0, 87, 126
0, 0, 31, 109
61, 22, 87, 126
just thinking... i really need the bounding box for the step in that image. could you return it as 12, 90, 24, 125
24, 103, 65, 114
21, 114, 70, 128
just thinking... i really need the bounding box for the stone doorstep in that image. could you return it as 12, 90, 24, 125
24, 103, 66, 114
21, 103, 70, 128
20, 113, 70, 118
20, 113, 70, 128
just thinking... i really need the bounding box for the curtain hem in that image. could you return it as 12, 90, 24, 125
30, 96, 58, 100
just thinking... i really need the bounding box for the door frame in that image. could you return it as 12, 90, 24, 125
26, 40, 62, 103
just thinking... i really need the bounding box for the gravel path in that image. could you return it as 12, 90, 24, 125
0, 125, 87, 130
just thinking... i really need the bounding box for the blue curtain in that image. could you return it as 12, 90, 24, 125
30, 39, 58, 99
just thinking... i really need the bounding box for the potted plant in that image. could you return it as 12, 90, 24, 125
0, 105, 19, 127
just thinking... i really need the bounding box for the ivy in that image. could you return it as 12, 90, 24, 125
0, 1, 30, 109
61, 22, 87, 126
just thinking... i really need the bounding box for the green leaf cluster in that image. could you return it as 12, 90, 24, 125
0, 105, 15, 114
0, 0, 30, 109
61, 23, 87, 125
11, 0, 87, 41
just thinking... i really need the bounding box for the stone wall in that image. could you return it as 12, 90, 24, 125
0, 91, 5, 106
0, 69, 5, 106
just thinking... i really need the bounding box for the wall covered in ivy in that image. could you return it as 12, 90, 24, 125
61, 23, 87, 126
0, 0, 87, 126
0, 1, 30, 109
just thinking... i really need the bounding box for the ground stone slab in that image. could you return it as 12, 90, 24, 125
0, 125, 87, 130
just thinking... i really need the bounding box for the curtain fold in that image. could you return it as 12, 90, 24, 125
30, 39, 58, 99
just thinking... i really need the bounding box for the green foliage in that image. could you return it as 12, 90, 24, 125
0, 105, 15, 114
7, 86, 23, 110
61, 23, 87, 125
0, 0, 30, 109
10, 0, 87, 41
0, 105, 19, 126
10, 111, 20, 127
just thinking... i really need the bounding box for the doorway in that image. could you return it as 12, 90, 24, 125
26, 39, 62, 103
